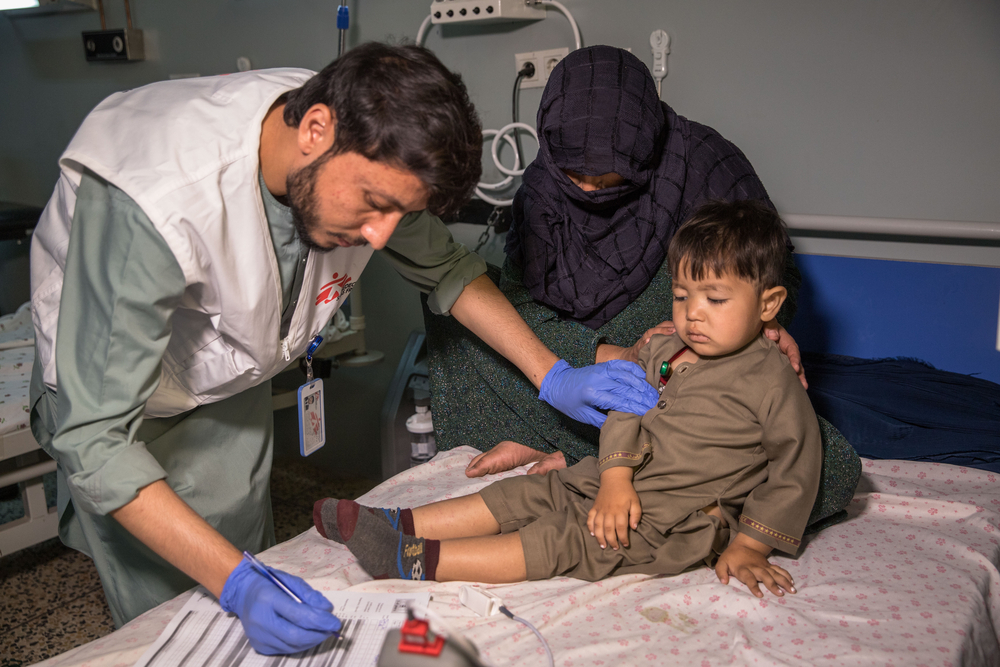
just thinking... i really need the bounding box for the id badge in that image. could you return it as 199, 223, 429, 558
297, 379, 326, 456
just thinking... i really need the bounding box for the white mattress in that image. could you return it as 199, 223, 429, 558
0, 303, 34, 438
31, 447, 1000, 667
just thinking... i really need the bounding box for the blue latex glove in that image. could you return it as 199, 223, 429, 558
539, 359, 658, 428
220, 559, 342, 655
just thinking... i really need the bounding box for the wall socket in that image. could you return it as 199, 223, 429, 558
514, 47, 569, 89
82, 28, 145, 62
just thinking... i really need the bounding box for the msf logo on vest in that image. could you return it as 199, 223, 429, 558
315, 272, 356, 306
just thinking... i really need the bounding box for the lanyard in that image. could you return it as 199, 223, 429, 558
304, 335, 324, 382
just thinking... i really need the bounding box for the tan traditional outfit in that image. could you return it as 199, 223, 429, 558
480, 332, 822, 581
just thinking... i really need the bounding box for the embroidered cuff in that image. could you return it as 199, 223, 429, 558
598, 443, 651, 473
738, 514, 801, 554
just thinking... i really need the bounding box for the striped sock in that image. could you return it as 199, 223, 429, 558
313, 499, 437, 581
313, 499, 415, 541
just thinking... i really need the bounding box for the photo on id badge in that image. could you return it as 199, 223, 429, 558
297, 379, 326, 456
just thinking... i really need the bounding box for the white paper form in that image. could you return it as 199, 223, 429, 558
133, 588, 430, 667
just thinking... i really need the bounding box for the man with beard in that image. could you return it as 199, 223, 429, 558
28, 43, 657, 654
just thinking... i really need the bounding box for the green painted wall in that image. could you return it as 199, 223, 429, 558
2, 1, 998, 477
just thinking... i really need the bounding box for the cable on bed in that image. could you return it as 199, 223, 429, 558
498, 605, 554, 667
458, 585, 554, 667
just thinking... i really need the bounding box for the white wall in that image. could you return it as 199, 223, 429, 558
2, 1, 998, 476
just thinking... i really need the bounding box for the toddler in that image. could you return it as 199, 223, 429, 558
315, 200, 822, 597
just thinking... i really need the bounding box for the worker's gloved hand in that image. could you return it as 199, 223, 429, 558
220, 559, 341, 655
539, 359, 658, 428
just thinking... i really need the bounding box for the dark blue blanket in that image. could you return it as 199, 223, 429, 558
804, 353, 1000, 473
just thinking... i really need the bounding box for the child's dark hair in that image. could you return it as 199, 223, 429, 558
281, 42, 482, 219
667, 200, 788, 292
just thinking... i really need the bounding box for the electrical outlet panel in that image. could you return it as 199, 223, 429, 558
514, 47, 569, 89
82, 28, 145, 62
430, 0, 545, 25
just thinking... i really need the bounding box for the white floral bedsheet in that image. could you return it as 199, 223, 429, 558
0, 344, 32, 437
31, 448, 1000, 667
0, 302, 33, 351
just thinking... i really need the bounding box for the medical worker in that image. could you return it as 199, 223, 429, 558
28, 43, 657, 655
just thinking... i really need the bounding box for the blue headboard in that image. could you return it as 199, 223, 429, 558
788, 254, 1000, 384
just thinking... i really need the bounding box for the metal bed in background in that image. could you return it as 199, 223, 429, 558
0, 415, 58, 557
0, 201, 59, 556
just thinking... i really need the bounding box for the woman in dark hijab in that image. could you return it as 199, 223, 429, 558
509, 45, 772, 330
424, 46, 860, 530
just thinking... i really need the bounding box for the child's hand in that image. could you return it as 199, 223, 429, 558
715, 533, 796, 598
587, 468, 641, 550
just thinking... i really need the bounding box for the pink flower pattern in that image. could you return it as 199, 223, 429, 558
30, 450, 1000, 667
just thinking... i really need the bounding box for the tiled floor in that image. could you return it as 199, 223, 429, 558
0, 459, 377, 667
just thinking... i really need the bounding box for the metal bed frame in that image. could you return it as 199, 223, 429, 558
0, 427, 58, 556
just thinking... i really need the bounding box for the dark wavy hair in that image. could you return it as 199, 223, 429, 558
668, 200, 788, 293
282, 42, 482, 219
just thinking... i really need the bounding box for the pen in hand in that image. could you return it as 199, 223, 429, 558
241, 551, 305, 604
241, 551, 338, 630
222, 551, 341, 654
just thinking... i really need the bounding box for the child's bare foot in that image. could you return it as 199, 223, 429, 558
466, 441, 566, 478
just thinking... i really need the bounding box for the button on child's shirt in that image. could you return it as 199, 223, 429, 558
653, 364, 690, 411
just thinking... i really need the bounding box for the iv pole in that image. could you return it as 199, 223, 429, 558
336, 1, 384, 367
337, 1, 349, 57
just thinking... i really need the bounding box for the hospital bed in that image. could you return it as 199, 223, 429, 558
16, 218, 1000, 665
29, 445, 1000, 667
0, 303, 59, 557
0, 420, 56, 557
0, 200, 60, 556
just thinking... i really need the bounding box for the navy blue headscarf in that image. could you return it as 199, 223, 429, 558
507, 46, 773, 328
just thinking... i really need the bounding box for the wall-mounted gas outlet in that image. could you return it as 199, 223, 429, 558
514, 47, 569, 89
430, 0, 544, 24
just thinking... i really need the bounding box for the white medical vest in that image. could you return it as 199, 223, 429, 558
31, 69, 375, 417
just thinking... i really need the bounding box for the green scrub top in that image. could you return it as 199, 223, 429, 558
29, 169, 486, 626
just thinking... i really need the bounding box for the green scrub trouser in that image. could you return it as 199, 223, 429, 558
34, 382, 276, 627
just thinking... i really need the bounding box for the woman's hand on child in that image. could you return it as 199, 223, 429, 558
621, 321, 677, 364
588, 468, 641, 550
597, 321, 676, 365
762, 321, 807, 389
715, 533, 796, 598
